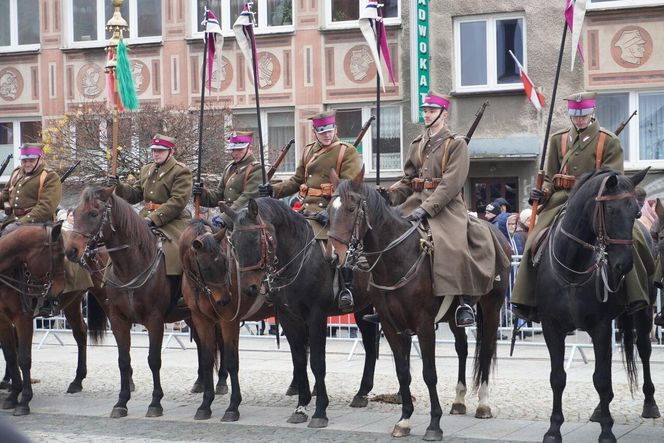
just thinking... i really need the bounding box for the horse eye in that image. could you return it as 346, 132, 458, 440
89, 210, 99, 218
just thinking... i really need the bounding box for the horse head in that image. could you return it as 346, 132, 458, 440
65, 186, 115, 263
225, 199, 277, 298
654, 198, 664, 286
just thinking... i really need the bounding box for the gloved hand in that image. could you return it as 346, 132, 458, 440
105, 175, 119, 187
405, 207, 428, 222
376, 186, 390, 204
193, 182, 204, 197
258, 183, 273, 198
529, 188, 545, 205
211, 214, 226, 229
145, 218, 156, 229
314, 209, 329, 226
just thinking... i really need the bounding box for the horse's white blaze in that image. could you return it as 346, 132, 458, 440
332, 196, 342, 209
478, 381, 489, 407
454, 381, 467, 405
396, 418, 410, 429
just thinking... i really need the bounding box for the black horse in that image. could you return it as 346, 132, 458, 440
224, 198, 378, 428
534, 168, 648, 443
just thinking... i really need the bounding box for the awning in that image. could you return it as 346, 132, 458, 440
468, 134, 540, 160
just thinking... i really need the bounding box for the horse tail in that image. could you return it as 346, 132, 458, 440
86, 290, 108, 345
618, 312, 639, 395
471, 303, 497, 390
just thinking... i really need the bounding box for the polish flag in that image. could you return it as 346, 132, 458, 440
509, 50, 545, 111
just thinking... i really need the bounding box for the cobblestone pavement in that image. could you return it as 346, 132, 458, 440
1, 331, 663, 441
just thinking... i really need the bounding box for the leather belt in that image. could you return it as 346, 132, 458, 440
144, 202, 162, 211
412, 178, 441, 191
299, 183, 334, 198
13, 208, 32, 216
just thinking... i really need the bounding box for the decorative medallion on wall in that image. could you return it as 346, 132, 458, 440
131, 60, 150, 95
611, 26, 653, 68
77, 63, 104, 98
211, 56, 233, 91
247, 52, 281, 89
0, 67, 24, 101
344, 45, 376, 84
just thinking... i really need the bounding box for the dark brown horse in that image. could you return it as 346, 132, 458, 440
64, 186, 190, 418
0, 223, 66, 415
326, 171, 510, 441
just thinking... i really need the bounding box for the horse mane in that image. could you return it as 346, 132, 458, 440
237, 198, 312, 242
336, 179, 403, 227
80, 187, 156, 252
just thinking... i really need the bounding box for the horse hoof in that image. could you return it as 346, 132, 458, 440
349, 395, 368, 408
285, 385, 298, 396
598, 434, 617, 443
194, 408, 212, 420
287, 411, 308, 424
13, 406, 30, 416
216, 384, 229, 395
543, 432, 562, 443
475, 405, 493, 419
146, 406, 163, 418
190, 382, 204, 394
423, 429, 443, 441
391, 424, 411, 438
2, 399, 17, 410
110, 407, 128, 418
221, 411, 240, 422
449, 403, 466, 415
642, 402, 661, 419
67, 382, 83, 394
308, 417, 328, 428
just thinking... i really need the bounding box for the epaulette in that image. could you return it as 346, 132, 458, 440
453, 134, 466, 141
551, 128, 568, 137
412, 134, 423, 143
599, 127, 619, 139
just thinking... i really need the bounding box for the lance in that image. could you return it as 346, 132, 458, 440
249, 30, 267, 185
375, 13, 382, 187
195, 4, 210, 219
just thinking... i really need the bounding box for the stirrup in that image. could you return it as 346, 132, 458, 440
338, 288, 354, 313
455, 304, 475, 328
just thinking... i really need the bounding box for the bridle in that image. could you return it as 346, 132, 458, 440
551, 174, 637, 302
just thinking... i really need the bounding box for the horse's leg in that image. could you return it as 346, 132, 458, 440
635, 311, 660, 418
144, 316, 165, 418
190, 313, 217, 420
282, 316, 312, 424
307, 315, 330, 428
542, 320, 567, 443
590, 323, 616, 443
110, 317, 132, 418
448, 321, 468, 415
219, 319, 243, 422
62, 292, 87, 394
215, 323, 229, 395
349, 305, 379, 408
13, 314, 34, 416
419, 324, 443, 441
381, 321, 414, 438
0, 323, 20, 409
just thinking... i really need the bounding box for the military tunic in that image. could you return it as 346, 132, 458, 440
512, 119, 653, 311
199, 154, 263, 226
114, 155, 193, 275
1, 162, 61, 226
389, 126, 511, 297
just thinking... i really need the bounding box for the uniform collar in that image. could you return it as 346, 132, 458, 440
231, 153, 256, 168
153, 155, 177, 174
424, 125, 452, 146
21, 160, 45, 178
313, 136, 340, 152
569, 119, 600, 149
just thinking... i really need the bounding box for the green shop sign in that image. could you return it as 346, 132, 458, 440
410, 0, 429, 123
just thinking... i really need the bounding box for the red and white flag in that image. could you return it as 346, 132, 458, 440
565, 0, 586, 70
233, 2, 259, 80
509, 50, 545, 111
203, 6, 223, 91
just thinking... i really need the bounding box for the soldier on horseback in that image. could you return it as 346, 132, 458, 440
192, 131, 263, 228
373, 91, 511, 327
258, 111, 362, 312
512, 92, 654, 321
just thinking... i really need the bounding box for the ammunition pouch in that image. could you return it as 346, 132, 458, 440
299, 183, 335, 198
553, 174, 576, 191
411, 178, 441, 192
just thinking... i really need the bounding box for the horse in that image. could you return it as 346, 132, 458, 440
0, 223, 66, 415
63, 186, 192, 418
531, 168, 648, 443
224, 197, 379, 428
325, 170, 511, 441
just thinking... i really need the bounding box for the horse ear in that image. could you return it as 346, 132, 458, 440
97, 186, 114, 202
606, 174, 618, 188
247, 199, 258, 221
628, 167, 650, 188
330, 168, 340, 188
51, 221, 63, 241
213, 227, 226, 242
219, 201, 237, 222
191, 238, 204, 251
351, 165, 365, 191
656, 198, 664, 221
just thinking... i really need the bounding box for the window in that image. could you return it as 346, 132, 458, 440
67, 0, 162, 47
0, 119, 42, 180
191, 0, 293, 37
471, 177, 519, 215
596, 91, 664, 167
334, 105, 403, 173
326, 0, 400, 28
232, 109, 296, 174
588, 0, 662, 9
454, 14, 525, 92
0, 0, 40, 53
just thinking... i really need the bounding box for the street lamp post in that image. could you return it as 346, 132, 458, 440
105, 0, 129, 176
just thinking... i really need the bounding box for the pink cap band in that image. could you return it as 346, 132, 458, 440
312, 115, 336, 127
20, 147, 43, 156
151, 138, 175, 149
229, 134, 253, 144
422, 95, 450, 109
567, 99, 596, 110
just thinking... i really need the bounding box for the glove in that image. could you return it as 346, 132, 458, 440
376, 186, 390, 204
105, 175, 119, 187
314, 209, 329, 226
211, 214, 226, 229
258, 183, 273, 198
529, 188, 545, 205
145, 218, 156, 229
193, 182, 204, 197
405, 207, 428, 222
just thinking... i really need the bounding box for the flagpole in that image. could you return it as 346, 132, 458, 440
195, 11, 209, 219
375, 12, 381, 187
250, 36, 267, 185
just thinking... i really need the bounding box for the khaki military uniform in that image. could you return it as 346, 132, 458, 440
199, 154, 263, 226
114, 155, 193, 275
389, 126, 511, 297
512, 119, 654, 311
273, 137, 361, 239
1, 162, 61, 226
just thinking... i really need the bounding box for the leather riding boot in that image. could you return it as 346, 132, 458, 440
338, 266, 355, 313
362, 312, 380, 324
655, 311, 664, 327
455, 296, 475, 328
511, 303, 540, 323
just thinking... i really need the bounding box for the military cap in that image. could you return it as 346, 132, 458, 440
309, 111, 336, 134
421, 91, 451, 110
564, 91, 597, 117
150, 133, 176, 150
615, 30, 646, 49
226, 131, 253, 150
19, 142, 44, 160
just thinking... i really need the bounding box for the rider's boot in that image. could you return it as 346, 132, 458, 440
362, 311, 380, 324
455, 296, 476, 328
337, 266, 355, 313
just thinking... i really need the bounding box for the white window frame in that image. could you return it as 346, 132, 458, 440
189, 0, 294, 39
331, 104, 403, 176
0, 0, 40, 53
64, 0, 162, 49
454, 13, 527, 93
324, 0, 401, 30
0, 118, 42, 182
588, 0, 664, 10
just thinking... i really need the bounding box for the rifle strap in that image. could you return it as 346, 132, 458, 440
335, 144, 347, 176
440, 138, 453, 172
37, 170, 48, 201
243, 163, 255, 189
595, 132, 606, 169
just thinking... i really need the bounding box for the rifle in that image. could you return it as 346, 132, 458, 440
465, 101, 489, 143
266, 139, 295, 180
353, 115, 376, 148
0, 154, 13, 177
60, 160, 81, 183
614, 110, 637, 136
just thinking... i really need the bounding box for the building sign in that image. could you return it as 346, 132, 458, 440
410, 0, 429, 123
